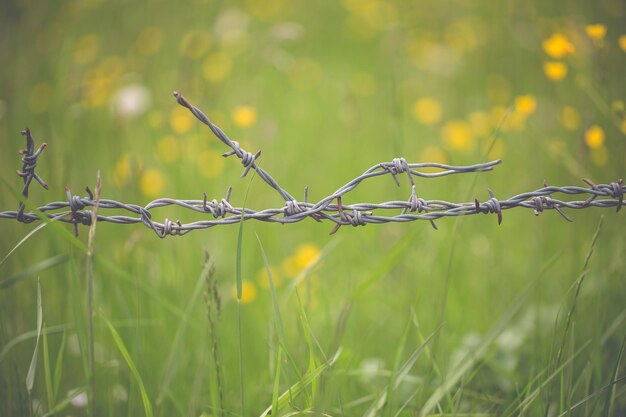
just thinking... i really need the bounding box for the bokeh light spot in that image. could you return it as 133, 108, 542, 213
113, 154, 132, 188
543, 61, 568, 81
560, 106, 580, 131
203, 51, 233, 82
180, 31, 212, 59
441, 121, 475, 151
514, 95, 537, 115
233, 280, 257, 304
412, 97, 443, 125
584, 125, 605, 149
197, 149, 226, 178
140, 169, 165, 197
29, 83, 51, 114
135, 26, 162, 56
73, 34, 101, 64
157, 136, 180, 164
542, 33, 575, 58
585, 24, 607, 41
170, 107, 194, 134
232, 106, 257, 128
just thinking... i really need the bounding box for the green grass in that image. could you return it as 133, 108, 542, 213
1, 0, 625, 416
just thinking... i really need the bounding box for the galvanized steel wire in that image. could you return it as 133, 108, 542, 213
1, 93, 623, 238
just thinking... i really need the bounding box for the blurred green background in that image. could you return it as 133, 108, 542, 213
1, 0, 625, 416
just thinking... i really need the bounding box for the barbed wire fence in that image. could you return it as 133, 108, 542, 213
0, 92, 623, 238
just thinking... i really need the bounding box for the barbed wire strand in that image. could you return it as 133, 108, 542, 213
1, 93, 623, 238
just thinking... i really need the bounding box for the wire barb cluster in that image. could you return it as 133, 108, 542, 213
1, 93, 624, 238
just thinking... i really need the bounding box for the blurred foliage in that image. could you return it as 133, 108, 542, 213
0, 0, 625, 416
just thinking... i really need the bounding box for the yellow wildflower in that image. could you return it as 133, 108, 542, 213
590, 146, 608, 166
282, 244, 321, 278
197, 149, 225, 178
170, 107, 194, 134
503, 111, 527, 132
489, 106, 508, 128
113, 154, 132, 188
73, 34, 100, 64
81, 73, 114, 108
281, 256, 300, 278
232, 106, 257, 128
621, 117, 626, 135
245, 0, 285, 20
419, 146, 448, 165
468, 111, 492, 138
294, 244, 321, 269
289, 58, 322, 90
135, 26, 162, 55
233, 280, 257, 304
585, 24, 607, 41
486, 74, 512, 105
441, 121, 475, 151
542, 33, 575, 58
560, 106, 580, 131
180, 31, 212, 59
543, 61, 568, 81
418, 146, 449, 172
139, 169, 165, 197
99, 56, 125, 80
611, 100, 624, 113
256, 266, 282, 288
203, 51, 232, 82
515, 95, 537, 115
350, 72, 377, 97
584, 125, 605, 149
412, 97, 443, 125
619, 35, 626, 52
29, 83, 51, 113
157, 136, 180, 164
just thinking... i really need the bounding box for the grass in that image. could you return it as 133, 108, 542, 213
1, 0, 625, 416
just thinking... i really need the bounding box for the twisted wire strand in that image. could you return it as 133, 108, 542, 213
1, 94, 623, 238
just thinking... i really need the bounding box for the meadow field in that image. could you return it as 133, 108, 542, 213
1, 0, 625, 416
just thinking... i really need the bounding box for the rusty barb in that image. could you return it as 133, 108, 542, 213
1, 92, 624, 238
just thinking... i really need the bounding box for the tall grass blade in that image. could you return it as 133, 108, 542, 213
295, 290, 321, 406
105, 317, 153, 417
544, 216, 603, 417
419, 277, 543, 416
0, 324, 68, 363
156, 257, 215, 405
203, 252, 225, 417
381, 317, 412, 417
26, 279, 43, 393
256, 233, 303, 390
364, 325, 442, 417
603, 334, 625, 417
0, 254, 69, 290
236, 170, 256, 416
259, 347, 342, 417
351, 230, 417, 300
42, 323, 54, 412
69, 252, 89, 380
272, 346, 283, 417
556, 374, 626, 417
42, 385, 88, 417
503, 340, 592, 417
255, 233, 286, 345
85, 172, 101, 417
53, 330, 66, 402
0, 222, 48, 267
